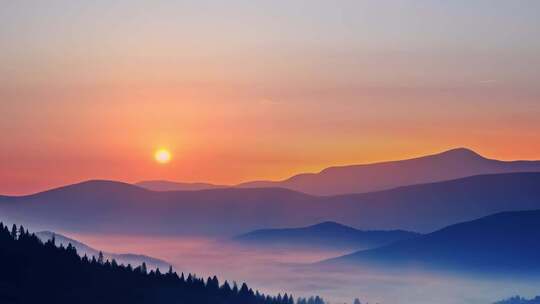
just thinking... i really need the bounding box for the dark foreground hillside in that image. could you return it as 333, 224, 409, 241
0, 222, 294, 304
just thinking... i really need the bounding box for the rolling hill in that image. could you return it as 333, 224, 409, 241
1, 173, 540, 235
322, 210, 540, 274
237, 148, 540, 195
234, 221, 420, 250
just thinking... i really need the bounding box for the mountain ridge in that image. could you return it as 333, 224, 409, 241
2, 172, 540, 235
237, 148, 540, 195
234, 221, 420, 250
322, 210, 540, 274
134, 148, 540, 195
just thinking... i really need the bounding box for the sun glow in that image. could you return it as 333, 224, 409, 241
154, 149, 171, 164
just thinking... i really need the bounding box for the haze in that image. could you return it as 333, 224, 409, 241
72, 233, 540, 304
1, 0, 540, 195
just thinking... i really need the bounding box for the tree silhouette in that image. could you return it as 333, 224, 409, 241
11, 224, 17, 239
0, 220, 311, 304
97, 251, 104, 264
494, 296, 540, 304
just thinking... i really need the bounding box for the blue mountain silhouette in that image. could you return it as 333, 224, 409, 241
235, 221, 420, 250
323, 210, 540, 274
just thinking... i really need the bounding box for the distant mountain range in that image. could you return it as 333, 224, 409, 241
35, 231, 170, 270
234, 221, 420, 250
322, 210, 540, 274
1, 173, 540, 235
137, 148, 540, 195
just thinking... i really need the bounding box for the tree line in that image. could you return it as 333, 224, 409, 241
0, 222, 322, 304
494, 296, 540, 304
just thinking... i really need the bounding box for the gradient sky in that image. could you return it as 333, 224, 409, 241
1, 0, 540, 195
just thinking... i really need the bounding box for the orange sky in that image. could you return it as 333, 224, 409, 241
1, 1, 539, 195
2, 82, 539, 195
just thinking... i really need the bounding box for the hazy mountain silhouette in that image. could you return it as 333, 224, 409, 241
323, 210, 540, 274
1, 173, 540, 235
137, 148, 540, 196
234, 221, 420, 250
136, 180, 226, 191
237, 148, 540, 195
35, 231, 170, 270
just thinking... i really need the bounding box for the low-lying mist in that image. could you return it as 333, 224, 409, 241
70, 233, 539, 304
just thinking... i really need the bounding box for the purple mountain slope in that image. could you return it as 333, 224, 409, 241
1, 173, 540, 236
237, 148, 540, 195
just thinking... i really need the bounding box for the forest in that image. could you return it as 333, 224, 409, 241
0, 222, 312, 304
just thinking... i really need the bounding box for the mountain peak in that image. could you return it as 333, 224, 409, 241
310, 221, 349, 229
308, 221, 360, 232
22, 179, 148, 198
437, 147, 484, 159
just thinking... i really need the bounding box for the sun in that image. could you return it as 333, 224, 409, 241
154, 149, 171, 164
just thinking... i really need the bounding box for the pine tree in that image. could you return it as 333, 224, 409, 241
287, 294, 294, 304
11, 224, 17, 239
97, 251, 104, 264
141, 262, 147, 274
221, 280, 232, 295
18, 225, 25, 239
240, 282, 250, 296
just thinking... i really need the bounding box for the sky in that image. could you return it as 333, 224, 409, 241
1, 0, 540, 195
